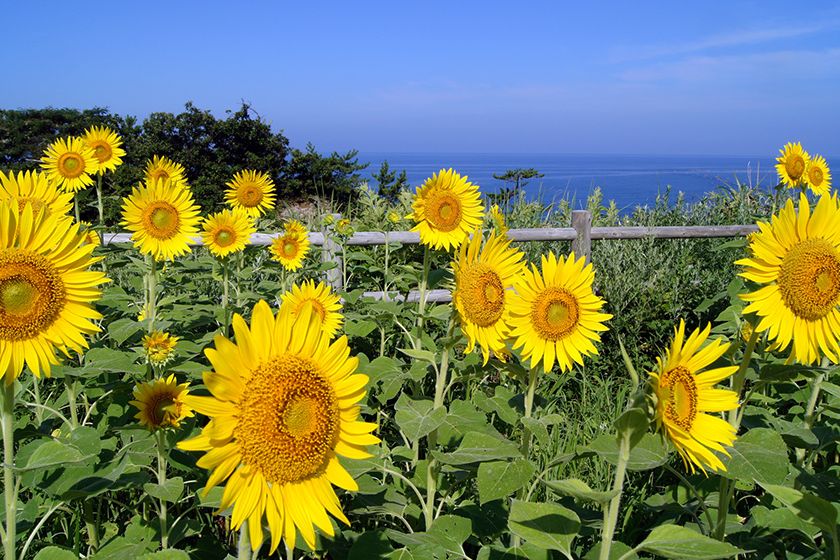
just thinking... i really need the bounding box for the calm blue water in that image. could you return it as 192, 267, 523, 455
358, 152, 778, 210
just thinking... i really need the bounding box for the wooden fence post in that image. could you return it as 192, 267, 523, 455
571, 210, 592, 263
322, 213, 343, 291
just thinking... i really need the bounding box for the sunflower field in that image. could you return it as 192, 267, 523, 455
0, 131, 838, 560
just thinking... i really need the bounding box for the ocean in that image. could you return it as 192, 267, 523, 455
357, 152, 780, 210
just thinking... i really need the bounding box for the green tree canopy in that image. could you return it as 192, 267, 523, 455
372, 160, 409, 202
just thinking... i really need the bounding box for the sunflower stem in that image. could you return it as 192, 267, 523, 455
31, 376, 43, 426
415, 247, 431, 344
285, 542, 295, 560
511, 367, 539, 550
598, 431, 631, 560
236, 252, 243, 308
155, 429, 169, 549
796, 361, 826, 469
237, 523, 250, 560
95, 175, 105, 230
74, 197, 80, 224
64, 377, 79, 429
147, 257, 158, 333
2, 381, 17, 560
222, 258, 231, 337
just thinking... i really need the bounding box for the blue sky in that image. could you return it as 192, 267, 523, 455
2, 1, 839, 155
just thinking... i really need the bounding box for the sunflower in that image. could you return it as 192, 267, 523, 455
145, 155, 188, 186
178, 300, 378, 553
225, 170, 276, 218
120, 179, 201, 261
408, 168, 483, 251
79, 221, 101, 247
452, 229, 524, 364
387, 211, 402, 225
776, 142, 810, 188
804, 154, 832, 196
284, 219, 308, 237
40, 136, 99, 192
737, 193, 840, 364
202, 209, 256, 258
649, 320, 739, 473
0, 202, 108, 383
82, 126, 126, 174
508, 251, 612, 373
488, 204, 508, 235
280, 280, 343, 339
270, 229, 310, 272
130, 374, 193, 430
0, 169, 74, 218
143, 330, 180, 366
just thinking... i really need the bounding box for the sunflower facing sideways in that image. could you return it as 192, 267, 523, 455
776, 142, 810, 189
130, 374, 193, 430
120, 179, 202, 261
805, 154, 832, 196
145, 155, 188, 186
738, 193, 840, 364
143, 330, 180, 366
0, 169, 74, 218
40, 136, 99, 192
508, 251, 612, 373
649, 320, 739, 474
452, 229, 524, 364
0, 202, 108, 383
201, 209, 256, 258
270, 225, 310, 271
280, 280, 343, 339
82, 125, 126, 174
408, 168, 484, 251
178, 300, 379, 553
225, 170, 276, 218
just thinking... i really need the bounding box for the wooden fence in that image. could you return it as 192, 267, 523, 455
104, 210, 758, 303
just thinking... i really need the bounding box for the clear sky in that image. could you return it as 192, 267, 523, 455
2, 1, 839, 155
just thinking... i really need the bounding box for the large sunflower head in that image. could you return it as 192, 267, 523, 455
201, 209, 256, 258
280, 280, 343, 339
408, 168, 484, 251
804, 154, 832, 196
82, 125, 126, 174
508, 251, 612, 373
776, 142, 811, 188
40, 136, 99, 192
0, 169, 74, 218
225, 170, 276, 218
120, 179, 202, 261
143, 330, 180, 366
178, 300, 379, 553
0, 201, 108, 383
738, 193, 840, 364
144, 155, 188, 187
649, 320, 739, 474
130, 374, 193, 430
269, 229, 310, 272
453, 229, 525, 364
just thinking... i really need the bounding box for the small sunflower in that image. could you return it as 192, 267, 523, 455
0, 169, 74, 218
120, 179, 201, 261
387, 211, 402, 225
488, 204, 508, 235
408, 169, 484, 251
225, 170, 276, 218
280, 280, 343, 339
284, 219, 308, 237
335, 218, 354, 237
143, 330, 180, 366
509, 251, 612, 373
145, 156, 188, 186
649, 320, 739, 474
270, 229, 310, 272
776, 142, 810, 188
178, 300, 379, 553
79, 221, 101, 247
0, 202, 108, 383
202, 209, 256, 258
804, 154, 832, 196
40, 136, 99, 192
82, 126, 126, 174
737, 193, 840, 364
453, 229, 525, 364
130, 374, 193, 430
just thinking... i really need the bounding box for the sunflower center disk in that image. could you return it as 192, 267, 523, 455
143, 203, 181, 239
778, 238, 840, 320
215, 229, 235, 247
235, 355, 339, 485
150, 394, 177, 426
0, 252, 66, 341
16, 197, 46, 215
786, 156, 805, 181
58, 153, 84, 178
151, 170, 169, 181
93, 142, 112, 163
427, 191, 462, 232
459, 264, 505, 327
283, 240, 297, 257
239, 185, 263, 207
531, 287, 580, 341
296, 299, 326, 323
660, 366, 697, 431
809, 167, 824, 185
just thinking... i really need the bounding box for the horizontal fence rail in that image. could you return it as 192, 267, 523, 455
103, 210, 758, 303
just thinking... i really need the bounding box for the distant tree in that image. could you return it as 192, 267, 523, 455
284, 143, 369, 204
490, 168, 544, 205
373, 160, 409, 202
